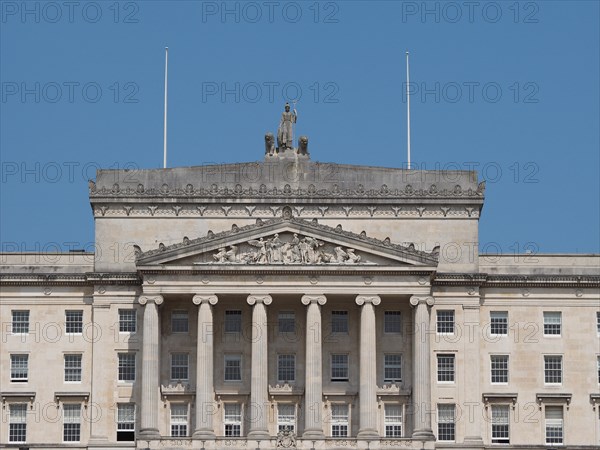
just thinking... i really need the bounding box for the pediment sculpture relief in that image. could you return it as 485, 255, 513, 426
209, 233, 363, 265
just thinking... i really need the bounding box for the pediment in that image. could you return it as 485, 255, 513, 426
136, 218, 439, 267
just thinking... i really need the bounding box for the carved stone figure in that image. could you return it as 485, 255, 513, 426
298, 135, 309, 155
213, 247, 227, 263
347, 248, 361, 263
277, 103, 297, 150
276, 427, 296, 448
334, 246, 348, 263
265, 132, 276, 155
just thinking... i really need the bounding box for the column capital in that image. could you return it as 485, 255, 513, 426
138, 295, 163, 306
355, 295, 381, 306
301, 294, 327, 306
409, 295, 434, 307
247, 294, 272, 306
192, 294, 218, 306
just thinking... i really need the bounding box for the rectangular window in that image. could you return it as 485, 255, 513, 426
437, 310, 455, 334
384, 354, 402, 382
544, 355, 562, 384
437, 354, 455, 383
10, 354, 28, 382
65, 310, 83, 334
491, 355, 509, 384
544, 312, 561, 336
597, 312, 600, 335
545, 406, 563, 444
491, 405, 510, 444
384, 404, 402, 438
278, 354, 296, 382
331, 310, 349, 333
278, 311, 295, 333
171, 310, 189, 333
331, 354, 349, 381
118, 353, 136, 382
331, 404, 349, 437
64, 354, 82, 382
171, 353, 189, 381
116, 403, 135, 441
277, 404, 296, 433
63, 404, 81, 442
490, 311, 508, 336
170, 404, 188, 437
11, 310, 29, 334
224, 403, 242, 437
384, 311, 401, 333
117, 403, 135, 441
224, 355, 242, 381
9, 403, 27, 443
597, 357, 600, 384
437, 404, 455, 442
118, 309, 136, 333
225, 310, 242, 333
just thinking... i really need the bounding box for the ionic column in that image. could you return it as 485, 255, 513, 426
246, 294, 272, 439
410, 296, 435, 441
192, 294, 218, 439
301, 294, 327, 439
138, 295, 163, 439
355, 295, 381, 438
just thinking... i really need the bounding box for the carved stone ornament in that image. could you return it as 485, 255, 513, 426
209, 232, 363, 266
276, 428, 297, 448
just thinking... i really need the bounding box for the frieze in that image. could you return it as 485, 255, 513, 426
89, 181, 485, 199
92, 204, 480, 219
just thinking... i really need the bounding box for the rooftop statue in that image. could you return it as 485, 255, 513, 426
277, 102, 297, 150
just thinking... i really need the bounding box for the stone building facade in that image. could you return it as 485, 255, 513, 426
1, 148, 599, 449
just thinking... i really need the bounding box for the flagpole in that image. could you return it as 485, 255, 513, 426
406, 51, 411, 170
163, 47, 168, 169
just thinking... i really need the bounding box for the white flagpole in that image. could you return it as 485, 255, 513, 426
163, 47, 168, 169
406, 51, 411, 170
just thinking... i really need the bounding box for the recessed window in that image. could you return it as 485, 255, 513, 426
170, 404, 188, 437
65, 310, 83, 334
63, 404, 81, 442
597, 357, 600, 384
277, 404, 296, 433
8, 403, 27, 443
171, 310, 189, 333
171, 353, 189, 381
384, 311, 401, 333
436, 310, 455, 334
225, 310, 242, 333
10, 354, 28, 382
596, 312, 600, 335
278, 354, 296, 382
437, 354, 455, 383
331, 311, 349, 333
543, 312, 561, 336
384, 354, 402, 382
224, 403, 242, 436
437, 404, 455, 442
118, 353, 136, 382
118, 309, 136, 333
384, 404, 402, 437
224, 355, 242, 381
11, 310, 29, 334
491, 405, 510, 444
278, 311, 296, 333
545, 406, 563, 445
64, 354, 82, 382
331, 354, 349, 381
491, 355, 509, 384
490, 311, 508, 336
331, 404, 349, 437
544, 355, 562, 384
116, 403, 135, 441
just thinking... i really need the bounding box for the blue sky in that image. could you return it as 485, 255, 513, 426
1, 1, 599, 254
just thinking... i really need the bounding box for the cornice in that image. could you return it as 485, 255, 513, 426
0, 272, 141, 286
434, 273, 600, 288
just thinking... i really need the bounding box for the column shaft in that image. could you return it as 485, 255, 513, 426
302, 295, 326, 439
247, 295, 271, 439
356, 296, 380, 438
410, 296, 435, 440
139, 295, 162, 439
193, 295, 218, 439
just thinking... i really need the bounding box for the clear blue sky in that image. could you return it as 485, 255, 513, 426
1, 1, 598, 255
